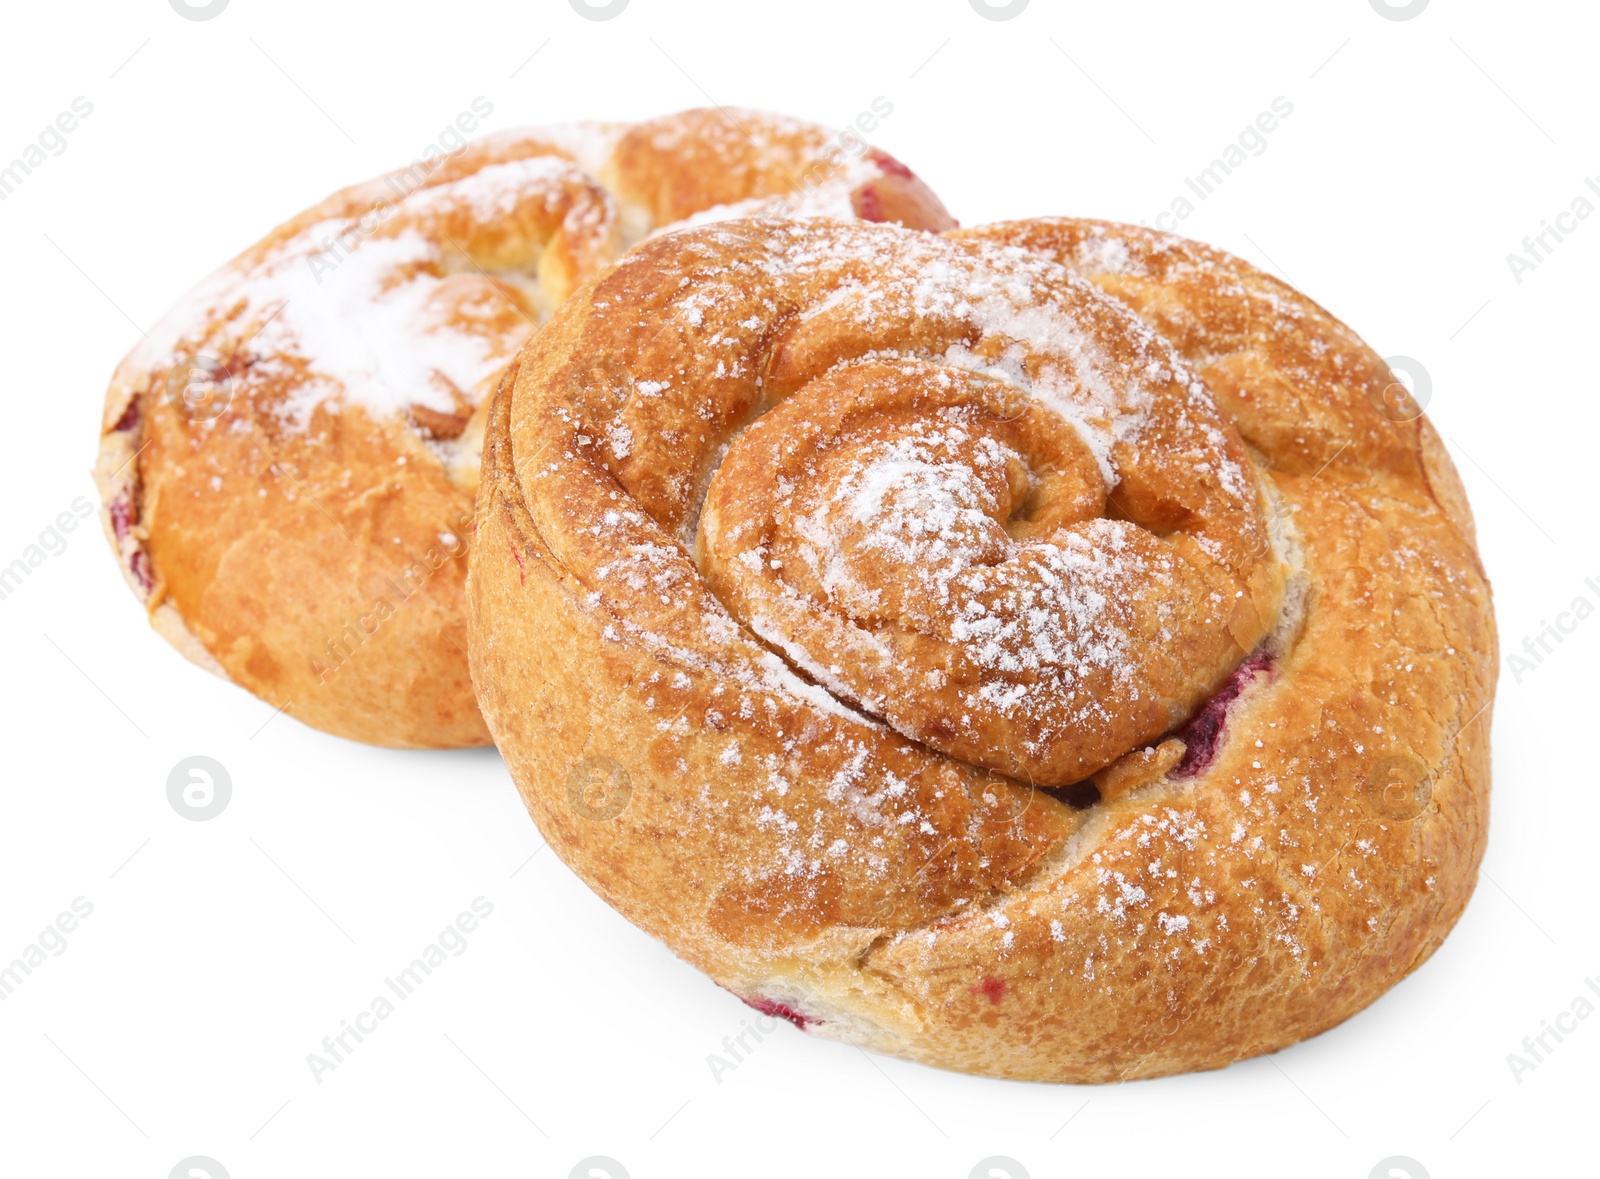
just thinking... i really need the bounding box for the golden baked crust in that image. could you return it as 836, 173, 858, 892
469, 217, 1495, 1081
95, 109, 954, 748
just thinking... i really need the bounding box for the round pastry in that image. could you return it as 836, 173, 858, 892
95, 108, 954, 748
468, 217, 1495, 1081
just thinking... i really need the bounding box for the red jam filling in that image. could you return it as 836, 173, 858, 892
109, 488, 136, 542
866, 148, 915, 180
740, 995, 813, 1031
112, 396, 141, 434
853, 183, 886, 223
1169, 651, 1276, 779
129, 550, 154, 592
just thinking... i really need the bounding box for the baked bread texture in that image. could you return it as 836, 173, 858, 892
468, 217, 1495, 1081
95, 108, 954, 748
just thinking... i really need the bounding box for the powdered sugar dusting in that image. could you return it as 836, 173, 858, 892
130, 155, 615, 429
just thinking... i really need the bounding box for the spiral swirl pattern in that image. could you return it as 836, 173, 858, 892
698, 325, 1285, 785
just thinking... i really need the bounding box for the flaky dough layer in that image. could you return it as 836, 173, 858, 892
469, 218, 1494, 1082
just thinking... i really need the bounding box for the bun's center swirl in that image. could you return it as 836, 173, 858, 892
701, 350, 1281, 784
522, 221, 1287, 790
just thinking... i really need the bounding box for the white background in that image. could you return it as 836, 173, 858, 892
1, 1, 1595, 1176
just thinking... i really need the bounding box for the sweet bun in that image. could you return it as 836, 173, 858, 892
95, 108, 953, 747
468, 217, 1494, 1081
